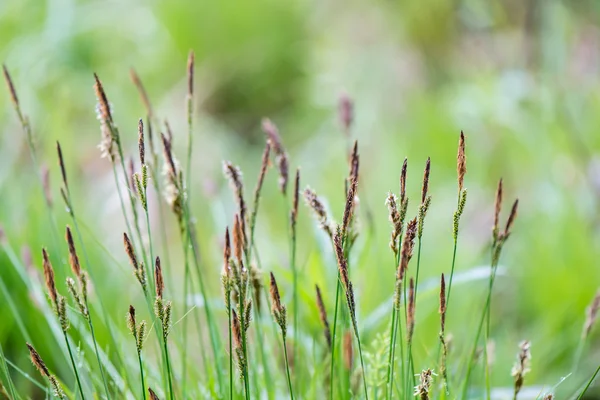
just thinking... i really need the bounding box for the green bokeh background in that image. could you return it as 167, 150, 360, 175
1, 0, 600, 398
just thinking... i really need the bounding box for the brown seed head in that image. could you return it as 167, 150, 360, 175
129, 68, 154, 118
26, 343, 50, 377
400, 158, 408, 202
138, 119, 145, 165
261, 118, 288, 194
398, 218, 418, 278
127, 305, 137, 336
155, 257, 164, 298
56, 141, 68, 191
407, 278, 415, 341
42, 164, 52, 208
223, 161, 247, 233
223, 227, 231, 276
493, 179, 503, 242
254, 142, 271, 204
349, 140, 359, 184
303, 187, 333, 238
2, 64, 19, 108
93, 73, 112, 123
269, 272, 284, 321
439, 274, 446, 332
422, 157, 431, 204
333, 227, 350, 290
504, 199, 519, 239
161, 132, 177, 179
315, 284, 331, 348
291, 168, 300, 228
65, 226, 81, 278
511, 340, 531, 397
123, 233, 139, 272
342, 177, 358, 236
187, 50, 194, 98
42, 248, 58, 307
232, 214, 244, 262
232, 308, 242, 349
457, 131, 466, 192
148, 388, 161, 400
339, 93, 354, 133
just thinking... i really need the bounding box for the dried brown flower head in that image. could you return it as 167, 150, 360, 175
421, 157, 431, 204
439, 274, 446, 333
493, 179, 503, 243
269, 272, 287, 334
261, 118, 289, 195
56, 141, 68, 191
65, 226, 81, 278
303, 187, 333, 238
123, 233, 139, 272
457, 131, 466, 192
342, 177, 358, 236
27, 343, 49, 377
187, 50, 194, 98
93, 73, 112, 123
148, 388, 161, 400
511, 340, 531, 398
2, 64, 19, 108
339, 93, 354, 133
155, 256, 164, 298
138, 119, 145, 166
232, 214, 245, 263
42, 248, 58, 307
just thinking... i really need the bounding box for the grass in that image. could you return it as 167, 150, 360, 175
1, 55, 600, 400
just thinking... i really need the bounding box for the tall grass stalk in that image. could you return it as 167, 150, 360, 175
63, 332, 85, 399
0, 341, 17, 400
269, 272, 294, 399
577, 364, 600, 400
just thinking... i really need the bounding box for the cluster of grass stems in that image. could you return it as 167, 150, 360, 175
0, 59, 599, 400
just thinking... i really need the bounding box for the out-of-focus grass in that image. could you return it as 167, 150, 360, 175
2, 0, 600, 397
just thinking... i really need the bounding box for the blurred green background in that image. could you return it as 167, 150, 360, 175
2, 0, 600, 397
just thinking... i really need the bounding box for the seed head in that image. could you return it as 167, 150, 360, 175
291, 168, 300, 229
27, 343, 49, 377
127, 305, 137, 337
223, 161, 247, 237
65, 226, 81, 278
386, 192, 402, 254
66, 277, 87, 318
349, 140, 359, 184
303, 187, 333, 238
269, 272, 287, 334
42, 164, 52, 208
315, 284, 331, 348
56, 141, 68, 191
123, 233, 139, 272
421, 157, 430, 204
414, 369, 434, 399
457, 131, 466, 192
253, 142, 271, 210
511, 340, 531, 398
93, 73, 112, 123
187, 50, 194, 99
398, 218, 417, 278
155, 256, 164, 298
42, 248, 58, 307
493, 179, 503, 243
400, 158, 408, 203
2, 64, 19, 108
339, 93, 353, 133
439, 274, 446, 333
223, 227, 232, 277
138, 119, 145, 165
407, 278, 415, 342
342, 177, 358, 236
129, 68, 154, 118
261, 118, 289, 195
148, 388, 161, 400
503, 199, 519, 240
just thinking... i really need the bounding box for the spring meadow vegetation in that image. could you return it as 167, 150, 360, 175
0, 51, 599, 400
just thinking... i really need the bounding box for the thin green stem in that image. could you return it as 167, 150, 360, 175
386, 307, 397, 400
577, 364, 600, 400
137, 352, 146, 400
86, 315, 110, 399
64, 332, 85, 400
354, 326, 369, 400
162, 334, 174, 400
282, 334, 295, 400
240, 302, 251, 400
329, 276, 342, 400
0, 341, 17, 400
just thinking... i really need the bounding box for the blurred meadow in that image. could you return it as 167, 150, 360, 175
2, 0, 600, 398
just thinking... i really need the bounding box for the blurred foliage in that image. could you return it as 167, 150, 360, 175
2, 0, 600, 398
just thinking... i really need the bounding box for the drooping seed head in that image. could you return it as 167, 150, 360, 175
155, 256, 164, 298
303, 187, 333, 238
56, 141, 68, 191
27, 343, 50, 377
42, 248, 58, 307
315, 284, 331, 348
65, 226, 81, 278
457, 131, 466, 192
